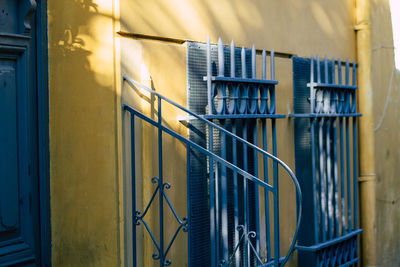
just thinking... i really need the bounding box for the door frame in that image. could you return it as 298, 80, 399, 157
35, 0, 51, 265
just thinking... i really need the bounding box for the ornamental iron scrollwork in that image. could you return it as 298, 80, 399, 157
135, 177, 188, 266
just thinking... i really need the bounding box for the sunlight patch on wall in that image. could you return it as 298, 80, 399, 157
390, 0, 400, 70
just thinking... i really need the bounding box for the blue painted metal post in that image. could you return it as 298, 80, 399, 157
207, 37, 212, 115
352, 61, 358, 231
221, 120, 228, 262
345, 60, 352, 233
262, 119, 271, 262
243, 120, 249, 267
346, 118, 351, 233
318, 119, 326, 242
158, 97, 164, 267
241, 46, 250, 267
310, 118, 320, 243
262, 49, 272, 262
337, 58, 346, 236
270, 50, 280, 267
331, 59, 340, 238
232, 119, 240, 266
251, 45, 261, 255
339, 117, 345, 236
186, 145, 191, 267
309, 58, 320, 243
230, 39, 240, 267
272, 118, 279, 267
131, 115, 137, 267
352, 62, 358, 262
218, 38, 229, 263
207, 37, 217, 267
310, 56, 315, 113
326, 119, 333, 240
332, 117, 339, 238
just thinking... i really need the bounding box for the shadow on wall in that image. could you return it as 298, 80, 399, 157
121, 0, 355, 57
48, 1, 121, 267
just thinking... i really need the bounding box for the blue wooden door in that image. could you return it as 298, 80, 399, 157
0, 0, 43, 265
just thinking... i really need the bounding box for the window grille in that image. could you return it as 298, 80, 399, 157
291, 56, 362, 266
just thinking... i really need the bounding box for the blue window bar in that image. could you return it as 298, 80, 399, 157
123, 38, 302, 267
290, 56, 362, 266
188, 37, 301, 266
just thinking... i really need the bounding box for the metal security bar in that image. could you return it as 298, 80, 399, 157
291, 56, 362, 266
123, 72, 302, 266
200, 38, 296, 267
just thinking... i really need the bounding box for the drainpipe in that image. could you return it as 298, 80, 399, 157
355, 0, 377, 266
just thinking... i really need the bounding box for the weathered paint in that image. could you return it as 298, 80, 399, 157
371, 0, 400, 266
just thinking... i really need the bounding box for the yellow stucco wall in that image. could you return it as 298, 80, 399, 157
371, 0, 400, 266
47, 0, 400, 266
48, 0, 122, 266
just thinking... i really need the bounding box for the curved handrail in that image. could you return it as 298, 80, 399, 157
123, 75, 302, 265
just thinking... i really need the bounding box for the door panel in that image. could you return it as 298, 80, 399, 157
0, 0, 41, 266
0, 63, 19, 234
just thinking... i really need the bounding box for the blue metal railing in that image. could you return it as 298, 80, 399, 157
123, 74, 302, 267
291, 56, 362, 266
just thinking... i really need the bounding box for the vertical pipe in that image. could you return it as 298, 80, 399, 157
262, 119, 271, 261
272, 118, 279, 267
207, 37, 212, 115
355, 0, 377, 264
131, 115, 137, 267
157, 98, 164, 267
